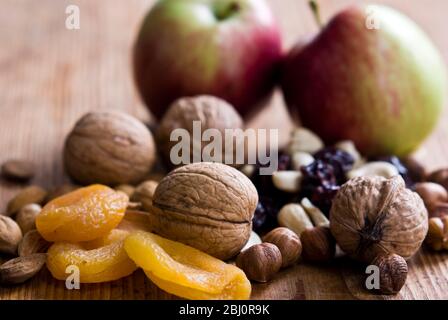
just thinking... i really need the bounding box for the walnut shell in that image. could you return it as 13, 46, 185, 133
149, 162, 258, 260
156, 96, 244, 168
64, 112, 156, 186
330, 176, 428, 263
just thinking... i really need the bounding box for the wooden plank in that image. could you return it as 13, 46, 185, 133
1, 0, 448, 300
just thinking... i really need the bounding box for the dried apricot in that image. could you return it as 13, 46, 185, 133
36, 185, 128, 242
124, 231, 251, 300
47, 229, 136, 283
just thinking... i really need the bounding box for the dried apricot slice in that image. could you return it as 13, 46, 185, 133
47, 229, 137, 283
36, 184, 128, 242
124, 231, 251, 300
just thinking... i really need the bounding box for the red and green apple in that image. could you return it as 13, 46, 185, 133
282, 4, 447, 156
134, 0, 283, 118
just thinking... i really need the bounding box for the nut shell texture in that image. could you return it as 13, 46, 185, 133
150, 162, 258, 260
330, 176, 428, 263
156, 96, 244, 167
372, 254, 408, 294
64, 112, 156, 185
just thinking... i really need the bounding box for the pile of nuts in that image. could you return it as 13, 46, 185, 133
1, 95, 448, 299
415, 170, 448, 251
237, 126, 445, 295
0, 181, 50, 284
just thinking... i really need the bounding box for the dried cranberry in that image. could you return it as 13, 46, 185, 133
300, 160, 340, 215
314, 147, 354, 183
250, 152, 295, 204
252, 202, 268, 231
277, 153, 291, 171
252, 197, 279, 233
301, 160, 337, 187
301, 184, 340, 215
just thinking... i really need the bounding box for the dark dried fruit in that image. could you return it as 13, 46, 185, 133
250, 154, 297, 221
301, 160, 336, 187
277, 153, 292, 171
252, 197, 279, 233
313, 147, 354, 183
300, 160, 339, 215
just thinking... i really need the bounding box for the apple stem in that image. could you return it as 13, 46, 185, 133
309, 0, 323, 29
214, 2, 240, 21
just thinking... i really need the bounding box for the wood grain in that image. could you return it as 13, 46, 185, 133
1, 0, 448, 300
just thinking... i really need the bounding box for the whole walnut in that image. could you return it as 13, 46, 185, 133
64, 112, 156, 186
149, 162, 258, 260
330, 176, 428, 263
156, 96, 245, 168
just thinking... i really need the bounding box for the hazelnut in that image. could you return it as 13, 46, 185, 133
330, 176, 427, 263
300, 226, 335, 262
262, 227, 302, 268
414, 182, 448, 213
1, 159, 35, 182
426, 216, 448, 251
6, 186, 47, 216
64, 111, 156, 186
401, 157, 426, 183
15, 203, 41, 234
236, 243, 282, 282
430, 203, 448, 219
371, 254, 408, 295
156, 96, 244, 168
0, 216, 23, 255
427, 169, 448, 190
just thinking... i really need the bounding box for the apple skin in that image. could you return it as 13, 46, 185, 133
134, 0, 282, 119
281, 5, 447, 157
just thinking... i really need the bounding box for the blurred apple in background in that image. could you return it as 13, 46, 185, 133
282, 4, 447, 157
134, 0, 282, 119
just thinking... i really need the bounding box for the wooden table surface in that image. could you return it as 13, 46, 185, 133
1, 0, 448, 300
